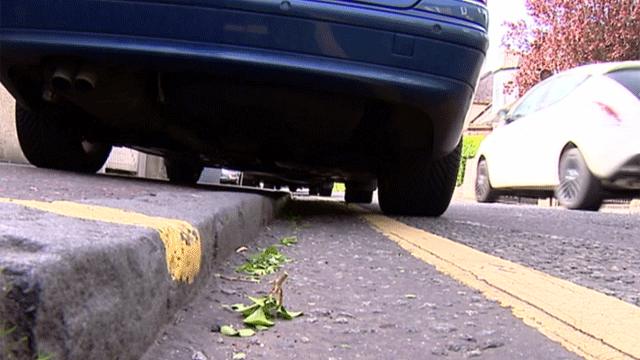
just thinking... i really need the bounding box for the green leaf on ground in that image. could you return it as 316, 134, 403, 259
277, 305, 303, 320
236, 246, 289, 278
226, 276, 303, 335
237, 328, 256, 337
244, 307, 275, 327
231, 303, 261, 317
220, 325, 238, 336
279, 236, 298, 247
247, 296, 267, 307
233, 352, 247, 359
220, 325, 255, 338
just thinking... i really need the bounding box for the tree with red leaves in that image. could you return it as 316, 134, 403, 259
503, 0, 640, 96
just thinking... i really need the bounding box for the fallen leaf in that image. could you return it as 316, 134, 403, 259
232, 352, 247, 360
277, 305, 303, 320
231, 303, 261, 317
238, 328, 256, 337
244, 307, 274, 327
279, 236, 298, 247
220, 325, 238, 336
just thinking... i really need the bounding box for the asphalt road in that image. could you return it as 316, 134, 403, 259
143, 197, 640, 360
1, 164, 639, 359
387, 202, 640, 308
143, 199, 579, 360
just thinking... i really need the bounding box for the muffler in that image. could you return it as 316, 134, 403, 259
51, 65, 74, 92
74, 66, 97, 92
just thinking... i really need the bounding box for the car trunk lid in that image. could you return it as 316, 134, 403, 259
337, 0, 420, 8
332, 0, 487, 10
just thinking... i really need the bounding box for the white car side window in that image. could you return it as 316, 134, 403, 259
607, 69, 640, 100
510, 73, 587, 121
510, 81, 553, 120
538, 74, 588, 109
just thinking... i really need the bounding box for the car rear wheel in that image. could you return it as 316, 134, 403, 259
475, 159, 498, 203
164, 157, 203, 185
15, 103, 112, 173
344, 188, 373, 204
555, 148, 602, 211
241, 174, 259, 187
319, 182, 334, 197
378, 141, 461, 216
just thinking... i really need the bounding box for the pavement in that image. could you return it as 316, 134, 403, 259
0, 164, 287, 360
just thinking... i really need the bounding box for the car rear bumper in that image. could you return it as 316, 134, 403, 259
605, 155, 640, 190
581, 128, 640, 185
0, 0, 487, 156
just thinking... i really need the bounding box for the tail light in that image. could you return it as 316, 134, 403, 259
416, 0, 489, 29
594, 101, 623, 125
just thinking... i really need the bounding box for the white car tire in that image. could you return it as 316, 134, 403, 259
475, 159, 498, 203
555, 148, 602, 211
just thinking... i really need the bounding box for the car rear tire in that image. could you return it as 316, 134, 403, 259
475, 159, 498, 203
15, 103, 112, 173
555, 148, 602, 211
241, 175, 259, 187
378, 141, 461, 216
319, 182, 334, 197
344, 188, 373, 204
164, 158, 203, 185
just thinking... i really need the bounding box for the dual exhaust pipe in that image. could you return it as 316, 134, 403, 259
51, 64, 97, 93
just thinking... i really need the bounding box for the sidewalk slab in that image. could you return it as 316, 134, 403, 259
0, 164, 287, 359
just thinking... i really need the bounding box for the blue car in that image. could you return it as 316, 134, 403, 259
0, 0, 488, 216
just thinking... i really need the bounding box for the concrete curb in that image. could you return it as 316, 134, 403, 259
0, 188, 288, 359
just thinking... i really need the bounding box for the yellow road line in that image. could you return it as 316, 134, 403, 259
362, 213, 640, 360
0, 197, 201, 284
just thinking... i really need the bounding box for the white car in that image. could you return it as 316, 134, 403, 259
476, 62, 640, 210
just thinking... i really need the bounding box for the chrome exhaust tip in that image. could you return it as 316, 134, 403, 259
74, 66, 97, 92
51, 66, 74, 92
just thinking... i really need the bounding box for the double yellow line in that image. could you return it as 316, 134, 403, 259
362, 213, 640, 360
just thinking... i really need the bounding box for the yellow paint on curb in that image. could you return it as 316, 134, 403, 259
362, 213, 640, 360
0, 197, 201, 283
